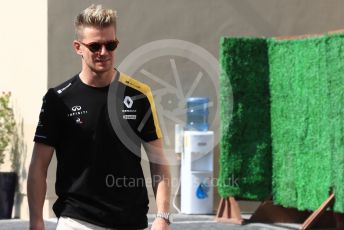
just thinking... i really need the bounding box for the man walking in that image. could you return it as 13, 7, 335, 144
28, 4, 171, 230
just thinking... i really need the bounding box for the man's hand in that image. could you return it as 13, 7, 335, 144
151, 217, 169, 230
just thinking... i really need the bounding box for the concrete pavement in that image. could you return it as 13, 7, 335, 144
0, 214, 304, 230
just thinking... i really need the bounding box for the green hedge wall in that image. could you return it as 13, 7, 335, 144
325, 34, 344, 213
269, 36, 331, 211
217, 37, 272, 200
218, 32, 344, 213
269, 33, 344, 213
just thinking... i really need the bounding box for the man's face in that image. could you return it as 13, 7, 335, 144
76, 26, 117, 74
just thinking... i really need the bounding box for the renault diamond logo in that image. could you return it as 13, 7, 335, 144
123, 96, 133, 108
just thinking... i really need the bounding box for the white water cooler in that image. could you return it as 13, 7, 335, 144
180, 131, 214, 214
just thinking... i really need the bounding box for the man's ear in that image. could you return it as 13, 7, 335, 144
73, 40, 83, 56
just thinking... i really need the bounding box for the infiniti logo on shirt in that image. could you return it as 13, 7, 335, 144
68, 105, 88, 117
72, 105, 82, 111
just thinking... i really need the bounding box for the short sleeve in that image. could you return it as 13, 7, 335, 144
33, 88, 60, 147
138, 89, 163, 142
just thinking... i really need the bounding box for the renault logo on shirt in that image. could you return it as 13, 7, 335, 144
123, 96, 133, 108
122, 96, 136, 119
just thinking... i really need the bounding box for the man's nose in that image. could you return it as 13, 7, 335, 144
99, 45, 108, 55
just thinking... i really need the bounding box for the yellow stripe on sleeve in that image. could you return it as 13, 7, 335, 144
119, 73, 162, 139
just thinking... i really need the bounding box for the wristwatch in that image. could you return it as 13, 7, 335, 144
156, 212, 172, 225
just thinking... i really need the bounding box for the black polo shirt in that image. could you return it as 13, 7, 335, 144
34, 71, 162, 229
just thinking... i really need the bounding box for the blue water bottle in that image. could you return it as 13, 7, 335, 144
186, 97, 209, 131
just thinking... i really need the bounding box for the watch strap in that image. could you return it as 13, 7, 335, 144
156, 212, 171, 225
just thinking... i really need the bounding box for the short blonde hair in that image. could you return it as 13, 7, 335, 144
74, 4, 117, 39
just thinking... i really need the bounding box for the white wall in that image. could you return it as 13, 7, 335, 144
0, 0, 51, 219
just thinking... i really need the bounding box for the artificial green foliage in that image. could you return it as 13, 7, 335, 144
0, 92, 15, 165
269, 37, 330, 210
218, 32, 344, 212
269, 32, 344, 213
323, 33, 344, 213
217, 37, 272, 200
